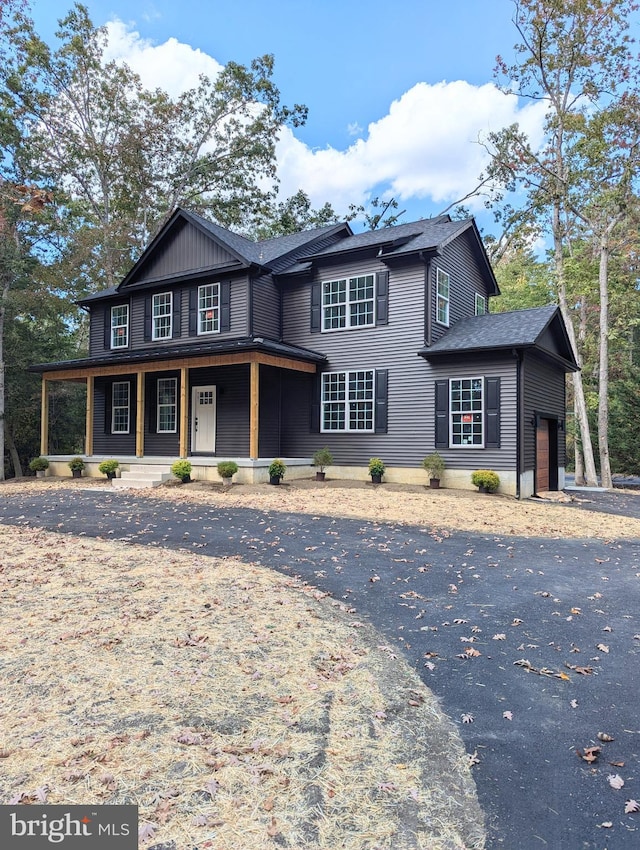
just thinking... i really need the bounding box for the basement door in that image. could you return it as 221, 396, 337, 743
191, 385, 216, 453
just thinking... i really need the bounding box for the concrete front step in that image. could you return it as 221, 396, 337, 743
112, 467, 173, 490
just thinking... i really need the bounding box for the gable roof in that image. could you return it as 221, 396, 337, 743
420, 305, 579, 371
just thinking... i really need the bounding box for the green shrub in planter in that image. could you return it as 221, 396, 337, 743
471, 469, 500, 493
98, 459, 119, 477
68, 457, 85, 472
268, 459, 286, 481
217, 461, 238, 480
312, 447, 333, 472
422, 452, 445, 480
368, 457, 385, 477
171, 459, 192, 482
29, 457, 49, 472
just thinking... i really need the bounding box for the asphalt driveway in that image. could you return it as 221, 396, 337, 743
1, 488, 639, 849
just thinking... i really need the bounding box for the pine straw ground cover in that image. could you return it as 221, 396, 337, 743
0, 521, 485, 850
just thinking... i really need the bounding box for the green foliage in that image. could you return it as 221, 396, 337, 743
422, 452, 445, 479
268, 458, 286, 478
312, 447, 333, 472
471, 469, 500, 493
171, 460, 192, 480
67, 456, 85, 471
217, 460, 238, 479
347, 197, 405, 231
250, 191, 339, 240
368, 457, 385, 476
98, 459, 119, 475
608, 368, 640, 474
28, 456, 49, 472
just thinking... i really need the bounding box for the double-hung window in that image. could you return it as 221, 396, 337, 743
152, 292, 172, 340
322, 275, 374, 331
111, 305, 129, 349
157, 378, 177, 433
475, 293, 486, 315
321, 370, 374, 432
450, 378, 483, 446
198, 283, 220, 334
111, 381, 130, 434
436, 268, 450, 326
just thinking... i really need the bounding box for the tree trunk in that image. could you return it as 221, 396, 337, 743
5, 427, 22, 477
597, 236, 612, 488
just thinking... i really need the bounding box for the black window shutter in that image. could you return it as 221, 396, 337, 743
144, 296, 152, 342
310, 372, 321, 432
189, 288, 198, 336
375, 270, 389, 325
147, 379, 157, 434
104, 382, 112, 434
310, 281, 321, 333
435, 379, 449, 448
104, 306, 111, 350
172, 291, 182, 339
374, 369, 388, 433
485, 377, 501, 448
220, 281, 231, 332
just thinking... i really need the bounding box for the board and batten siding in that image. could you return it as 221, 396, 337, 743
522, 353, 567, 471
431, 233, 493, 345
281, 256, 446, 467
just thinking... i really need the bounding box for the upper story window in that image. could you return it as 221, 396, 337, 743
111, 305, 129, 349
111, 381, 130, 434
475, 293, 486, 315
436, 268, 450, 326
157, 377, 177, 433
450, 377, 483, 447
198, 283, 220, 334
152, 292, 172, 340
321, 369, 374, 432
322, 274, 375, 331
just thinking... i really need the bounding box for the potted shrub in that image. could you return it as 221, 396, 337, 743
471, 469, 500, 494
68, 457, 85, 479
268, 458, 286, 485
217, 460, 238, 486
29, 457, 49, 478
98, 459, 119, 480
312, 447, 333, 481
368, 457, 385, 484
422, 452, 445, 489
171, 459, 192, 483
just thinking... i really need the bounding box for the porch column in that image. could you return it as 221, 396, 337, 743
136, 371, 145, 458
250, 360, 259, 459
40, 377, 49, 456
179, 366, 188, 458
85, 375, 94, 456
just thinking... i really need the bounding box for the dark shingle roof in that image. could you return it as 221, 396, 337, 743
420, 305, 578, 370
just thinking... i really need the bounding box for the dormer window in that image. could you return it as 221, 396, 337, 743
322, 275, 375, 331
152, 292, 172, 340
436, 268, 450, 326
110, 304, 129, 349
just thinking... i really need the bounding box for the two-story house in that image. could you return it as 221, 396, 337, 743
31, 207, 578, 496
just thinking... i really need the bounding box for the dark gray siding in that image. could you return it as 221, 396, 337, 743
431, 231, 492, 343
133, 219, 240, 283
251, 273, 280, 339
144, 371, 180, 456
188, 364, 250, 456
92, 376, 137, 456
258, 366, 282, 456
523, 354, 567, 470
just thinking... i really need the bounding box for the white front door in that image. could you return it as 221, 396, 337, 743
191, 385, 216, 453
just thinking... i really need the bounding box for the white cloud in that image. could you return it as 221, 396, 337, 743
102, 21, 547, 219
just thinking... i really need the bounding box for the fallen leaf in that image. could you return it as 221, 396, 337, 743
598, 732, 615, 742
609, 761, 625, 768
266, 817, 279, 836
138, 823, 156, 843
492, 633, 506, 641
608, 774, 625, 790
577, 746, 601, 763
468, 750, 480, 766
503, 711, 513, 721
461, 713, 474, 724
570, 699, 579, 709
597, 644, 610, 653
464, 647, 481, 657
599, 821, 613, 828
625, 799, 639, 814
263, 797, 274, 811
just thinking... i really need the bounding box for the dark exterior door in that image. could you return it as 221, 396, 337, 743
536, 419, 550, 492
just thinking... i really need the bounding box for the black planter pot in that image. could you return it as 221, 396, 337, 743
269, 475, 281, 485
478, 484, 488, 493
71, 469, 82, 479
371, 473, 382, 484
429, 478, 440, 489
106, 471, 116, 480
315, 471, 326, 481
181, 475, 191, 483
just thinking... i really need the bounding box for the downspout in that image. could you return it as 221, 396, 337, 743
420, 252, 433, 346
515, 348, 523, 499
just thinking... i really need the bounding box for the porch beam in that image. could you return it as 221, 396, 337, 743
249, 360, 259, 460
40, 350, 318, 382
40, 378, 49, 456
85, 376, 94, 456
136, 371, 145, 457
179, 367, 188, 458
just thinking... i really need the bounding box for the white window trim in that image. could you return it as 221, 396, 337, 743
449, 377, 484, 448
157, 377, 178, 434
197, 283, 220, 335
321, 274, 375, 332
475, 293, 486, 316
111, 381, 130, 434
436, 268, 450, 327
320, 369, 375, 433
111, 304, 129, 349
152, 292, 173, 341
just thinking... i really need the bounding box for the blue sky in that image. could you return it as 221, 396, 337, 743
31, 0, 547, 233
